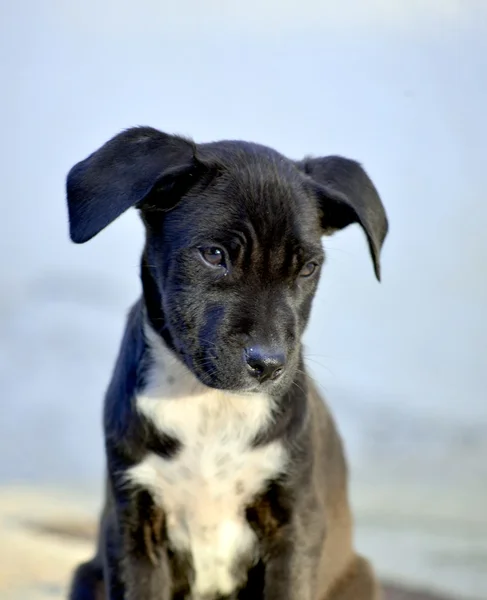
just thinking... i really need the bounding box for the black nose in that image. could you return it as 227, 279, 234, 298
244, 346, 286, 383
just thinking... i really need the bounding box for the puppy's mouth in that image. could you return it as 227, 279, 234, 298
178, 346, 290, 394
185, 353, 251, 392
175, 346, 218, 387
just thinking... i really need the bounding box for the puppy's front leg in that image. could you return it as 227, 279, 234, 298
122, 547, 171, 600
263, 541, 316, 600
247, 488, 317, 600
247, 485, 324, 600
115, 489, 172, 600
102, 510, 126, 600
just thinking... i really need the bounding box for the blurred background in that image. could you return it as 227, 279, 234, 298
1, 1, 486, 599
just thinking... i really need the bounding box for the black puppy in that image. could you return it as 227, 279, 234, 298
67, 127, 388, 600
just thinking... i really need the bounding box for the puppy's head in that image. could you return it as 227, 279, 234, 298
66, 127, 388, 394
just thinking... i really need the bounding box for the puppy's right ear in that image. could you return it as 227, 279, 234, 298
66, 127, 198, 243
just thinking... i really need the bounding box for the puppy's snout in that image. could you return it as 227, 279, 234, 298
244, 346, 286, 383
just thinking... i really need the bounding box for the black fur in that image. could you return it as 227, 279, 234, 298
66, 126, 388, 600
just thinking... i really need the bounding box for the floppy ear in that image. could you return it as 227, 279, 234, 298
66, 126, 199, 243
297, 156, 388, 281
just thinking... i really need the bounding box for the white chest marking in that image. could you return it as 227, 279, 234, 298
127, 325, 287, 598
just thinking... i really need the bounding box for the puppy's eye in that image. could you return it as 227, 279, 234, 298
300, 262, 318, 278
199, 246, 226, 268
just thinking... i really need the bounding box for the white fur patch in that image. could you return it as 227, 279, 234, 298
127, 324, 287, 598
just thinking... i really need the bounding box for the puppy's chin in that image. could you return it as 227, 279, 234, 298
196, 373, 289, 396
190, 364, 259, 394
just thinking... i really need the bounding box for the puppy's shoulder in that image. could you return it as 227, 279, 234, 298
307, 378, 349, 491
103, 298, 148, 438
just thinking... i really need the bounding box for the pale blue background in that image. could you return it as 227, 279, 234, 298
1, 2, 486, 597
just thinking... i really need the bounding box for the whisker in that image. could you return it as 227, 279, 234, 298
291, 380, 307, 397
303, 357, 334, 377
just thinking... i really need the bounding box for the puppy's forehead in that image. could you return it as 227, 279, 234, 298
200, 139, 287, 165
197, 140, 320, 240
200, 140, 300, 195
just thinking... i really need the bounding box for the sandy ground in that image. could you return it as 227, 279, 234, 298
0, 487, 457, 600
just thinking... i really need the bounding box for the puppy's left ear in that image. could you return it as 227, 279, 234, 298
297, 156, 388, 281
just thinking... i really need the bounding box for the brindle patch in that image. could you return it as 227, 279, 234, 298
124, 490, 166, 564
246, 481, 293, 558
143, 505, 165, 565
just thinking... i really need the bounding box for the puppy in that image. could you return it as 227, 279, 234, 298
66, 127, 388, 600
